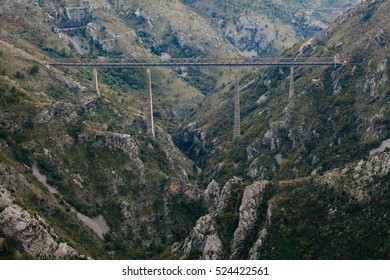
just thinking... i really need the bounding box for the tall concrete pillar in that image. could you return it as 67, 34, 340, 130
233, 72, 241, 140
289, 66, 294, 99
146, 68, 155, 138
92, 67, 101, 96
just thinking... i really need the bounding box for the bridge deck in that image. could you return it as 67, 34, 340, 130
49, 57, 342, 68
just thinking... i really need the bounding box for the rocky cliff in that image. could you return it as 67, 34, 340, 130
0, 164, 79, 259
0, 0, 389, 260
175, 0, 390, 184
181, 150, 390, 259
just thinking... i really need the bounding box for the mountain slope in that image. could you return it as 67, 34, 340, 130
0, 0, 360, 97
173, 0, 390, 259
180, 150, 390, 260
0, 34, 203, 259
182, 0, 359, 56
175, 0, 389, 184
0, 0, 389, 260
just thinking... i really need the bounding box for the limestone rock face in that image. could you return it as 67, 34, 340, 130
247, 157, 277, 180
78, 132, 145, 177
263, 130, 276, 152
0, 0, 33, 14
0, 187, 12, 209
79, 132, 139, 159
50, 72, 88, 93
230, 181, 269, 259
0, 204, 78, 259
0, 164, 80, 259
182, 177, 242, 259
317, 150, 390, 204
225, 16, 274, 57
35, 102, 77, 125
182, 152, 390, 260
182, 214, 223, 260
175, 122, 208, 161
204, 180, 221, 212
86, 21, 118, 51
61, 6, 93, 28
181, 178, 274, 260
155, 126, 196, 181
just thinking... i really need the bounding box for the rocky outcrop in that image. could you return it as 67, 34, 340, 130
204, 180, 220, 212
183, 150, 390, 260
50, 71, 88, 93
248, 203, 273, 260
0, 204, 78, 259
182, 214, 223, 260
230, 181, 270, 259
35, 102, 77, 125
316, 150, 390, 204
78, 132, 145, 177
156, 126, 196, 181
0, 0, 36, 15
174, 122, 209, 166
364, 58, 388, 97
225, 16, 275, 57
0, 187, 13, 209
86, 21, 118, 51
0, 164, 79, 259
181, 177, 242, 259
79, 132, 139, 158
182, 178, 272, 260
59, 6, 93, 28
247, 157, 278, 180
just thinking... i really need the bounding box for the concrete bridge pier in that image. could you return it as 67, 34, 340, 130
92, 67, 101, 96
289, 66, 294, 99
146, 68, 155, 138
233, 72, 241, 140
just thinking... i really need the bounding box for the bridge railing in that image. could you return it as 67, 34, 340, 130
49, 57, 343, 67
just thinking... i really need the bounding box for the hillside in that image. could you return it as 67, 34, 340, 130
175, 0, 389, 184
173, 0, 390, 259
0, 0, 389, 260
0, 37, 202, 258
0, 0, 204, 257
180, 151, 390, 259
182, 0, 359, 56
0, 0, 360, 96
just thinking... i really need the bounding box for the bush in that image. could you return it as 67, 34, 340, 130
67, 120, 84, 142
12, 146, 30, 165
0, 84, 22, 107
0, 127, 7, 140
28, 65, 39, 75
0, 236, 18, 260
14, 71, 25, 80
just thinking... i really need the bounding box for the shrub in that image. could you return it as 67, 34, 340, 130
28, 65, 39, 75
14, 71, 25, 80
0, 236, 18, 260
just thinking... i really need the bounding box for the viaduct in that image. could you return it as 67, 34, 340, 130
49, 57, 344, 140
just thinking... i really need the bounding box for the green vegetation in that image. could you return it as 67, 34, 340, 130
0, 0, 388, 261
175, 0, 390, 183
0, 235, 19, 260
0, 84, 20, 106
28, 65, 39, 75
259, 177, 390, 259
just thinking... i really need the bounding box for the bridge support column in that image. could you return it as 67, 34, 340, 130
233, 72, 241, 140
289, 66, 294, 99
92, 67, 101, 96
146, 68, 155, 138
